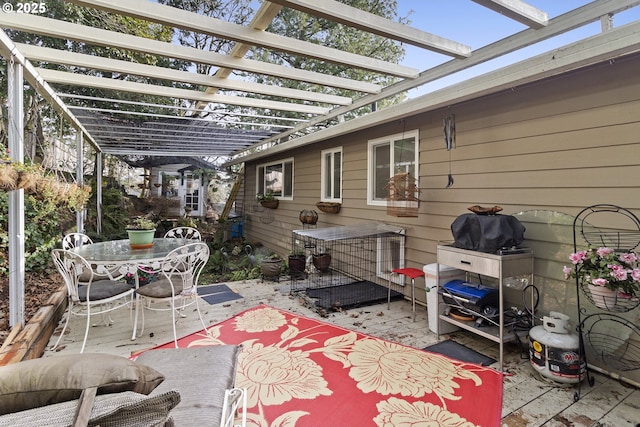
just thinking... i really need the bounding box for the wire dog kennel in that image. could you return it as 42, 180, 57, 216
291, 223, 406, 311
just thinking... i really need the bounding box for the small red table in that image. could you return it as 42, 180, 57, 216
388, 267, 424, 321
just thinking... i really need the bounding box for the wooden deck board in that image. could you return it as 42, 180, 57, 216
42, 279, 639, 426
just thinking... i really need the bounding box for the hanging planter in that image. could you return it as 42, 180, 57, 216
16, 170, 39, 193
316, 202, 341, 214
0, 164, 18, 191
299, 209, 318, 225
260, 199, 279, 209
258, 193, 279, 209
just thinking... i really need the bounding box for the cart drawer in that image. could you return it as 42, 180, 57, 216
437, 248, 499, 277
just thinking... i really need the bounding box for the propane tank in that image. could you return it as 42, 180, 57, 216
529, 312, 585, 385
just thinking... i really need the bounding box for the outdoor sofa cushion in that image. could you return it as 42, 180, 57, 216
133, 345, 241, 426
0, 390, 180, 426
0, 353, 165, 415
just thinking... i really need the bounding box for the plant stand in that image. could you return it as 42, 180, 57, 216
572, 204, 640, 401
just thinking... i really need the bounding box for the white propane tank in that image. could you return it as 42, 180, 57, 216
529, 312, 585, 384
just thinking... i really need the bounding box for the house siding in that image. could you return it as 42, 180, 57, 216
241, 53, 640, 384
244, 51, 640, 278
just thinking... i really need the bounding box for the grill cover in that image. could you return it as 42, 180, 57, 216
451, 213, 525, 253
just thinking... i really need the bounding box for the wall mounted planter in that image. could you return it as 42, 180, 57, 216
316, 202, 341, 214
260, 199, 279, 209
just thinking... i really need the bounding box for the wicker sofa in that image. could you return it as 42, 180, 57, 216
0, 345, 243, 426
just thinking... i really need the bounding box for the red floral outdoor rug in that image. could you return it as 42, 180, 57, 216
148, 305, 503, 426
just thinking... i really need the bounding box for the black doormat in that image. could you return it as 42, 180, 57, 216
305, 281, 402, 311
423, 340, 497, 366
199, 284, 243, 305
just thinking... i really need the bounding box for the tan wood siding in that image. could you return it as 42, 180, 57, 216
240, 53, 640, 386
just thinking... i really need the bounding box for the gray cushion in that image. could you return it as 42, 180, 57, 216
135, 278, 184, 299
78, 280, 133, 301
134, 345, 240, 426
0, 353, 165, 415
0, 390, 180, 427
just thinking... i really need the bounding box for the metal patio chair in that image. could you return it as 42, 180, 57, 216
51, 249, 135, 353
61, 232, 93, 250
164, 226, 202, 241
134, 242, 210, 347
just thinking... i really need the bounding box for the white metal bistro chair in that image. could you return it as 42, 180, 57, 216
134, 242, 210, 347
164, 226, 202, 241
61, 232, 93, 250
51, 249, 135, 353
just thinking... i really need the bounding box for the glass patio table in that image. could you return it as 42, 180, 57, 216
69, 238, 195, 339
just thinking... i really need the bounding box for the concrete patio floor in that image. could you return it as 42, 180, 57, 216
43, 278, 639, 427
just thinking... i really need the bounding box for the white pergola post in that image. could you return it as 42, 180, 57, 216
75, 131, 84, 233
96, 152, 102, 234
7, 55, 25, 328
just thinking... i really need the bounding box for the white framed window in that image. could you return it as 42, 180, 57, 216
256, 158, 294, 199
320, 147, 342, 202
367, 130, 419, 205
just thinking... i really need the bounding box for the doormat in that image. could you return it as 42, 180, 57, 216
305, 281, 402, 311
139, 305, 503, 427
423, 340, 497, 366
198, 284, 243, 305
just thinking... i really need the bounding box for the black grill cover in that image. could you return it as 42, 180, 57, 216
451, 213, 525, 253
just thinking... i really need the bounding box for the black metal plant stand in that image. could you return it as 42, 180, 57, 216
572, 204, 640, 401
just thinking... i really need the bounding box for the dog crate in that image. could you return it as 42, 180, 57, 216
291, 222, 406, 311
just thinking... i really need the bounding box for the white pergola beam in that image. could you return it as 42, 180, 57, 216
472, 0, 548, 29
0, 31, 98, 148
69, 0, 419, 79
240, 0, 638, 151
268, 0, 471, 58
232, 19, 640, 163
17, 44, 352, 106
0, 13, 382, 94
37, 68, 330, 115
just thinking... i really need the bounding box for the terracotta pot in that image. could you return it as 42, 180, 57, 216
261, 258, 282, 278
312, 253, 332, 272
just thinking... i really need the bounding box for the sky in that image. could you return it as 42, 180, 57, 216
394, 1, 640, 98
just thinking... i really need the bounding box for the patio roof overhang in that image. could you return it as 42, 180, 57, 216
3, 0, 637, 167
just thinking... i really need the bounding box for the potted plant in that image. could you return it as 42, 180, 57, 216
126, 217, 157, 249
288, 249, 307, 278
312, 250, 332, 273
261, 254, 283, 282
257, 193, 279, 209
564, 246, 640, 311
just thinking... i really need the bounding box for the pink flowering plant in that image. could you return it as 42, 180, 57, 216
564, 246, 640, 297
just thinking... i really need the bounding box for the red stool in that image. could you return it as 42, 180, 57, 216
388, 267, 424, 321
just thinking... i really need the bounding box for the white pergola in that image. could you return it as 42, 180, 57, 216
1, 0, 639, 325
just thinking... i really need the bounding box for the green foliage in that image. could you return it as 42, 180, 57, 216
85, 182, 130, 240
126, 216, 156, 230
0, 191, 71, 276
